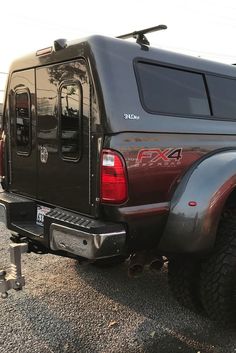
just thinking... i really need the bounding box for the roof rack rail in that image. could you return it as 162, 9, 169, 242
117, 25, 167, 47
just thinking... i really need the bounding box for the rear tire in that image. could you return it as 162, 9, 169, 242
200, 216, 236, 325
168, 258, 202, 313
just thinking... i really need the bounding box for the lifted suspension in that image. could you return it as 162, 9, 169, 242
0, 243, 28, 298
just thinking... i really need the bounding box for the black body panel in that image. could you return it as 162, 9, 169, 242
8, 69, 37, 198
36, 59, 90, 213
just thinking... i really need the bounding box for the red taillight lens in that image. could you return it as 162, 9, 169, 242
101, 149, 128, 204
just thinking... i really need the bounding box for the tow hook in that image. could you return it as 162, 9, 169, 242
0, 243, 28, 298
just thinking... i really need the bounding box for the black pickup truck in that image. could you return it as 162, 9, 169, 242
1, 26, 236, 325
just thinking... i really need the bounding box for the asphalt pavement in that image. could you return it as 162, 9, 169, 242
0, 224, 236, 353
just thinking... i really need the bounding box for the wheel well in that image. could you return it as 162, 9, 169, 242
211, 188, 236, 249
223, 189, 236, 213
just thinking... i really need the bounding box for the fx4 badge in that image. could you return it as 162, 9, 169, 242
136, 148, 183, 164
40, 146, 49, 164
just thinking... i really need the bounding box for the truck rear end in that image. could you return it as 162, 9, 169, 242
0, 37, 131, 267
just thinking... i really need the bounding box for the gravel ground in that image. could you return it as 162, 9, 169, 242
0, 224, 236, 353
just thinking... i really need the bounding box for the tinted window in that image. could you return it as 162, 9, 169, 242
15, 90, 31, 154
136, 62, 210, 116
207, 75, 236, 119
60, 83, 81, 160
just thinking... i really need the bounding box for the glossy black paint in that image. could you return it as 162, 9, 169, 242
7, 36, 236, 133
36, 59, 90, 213
8, 69, 37, 198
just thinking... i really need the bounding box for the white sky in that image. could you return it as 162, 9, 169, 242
1, 0, 236, 101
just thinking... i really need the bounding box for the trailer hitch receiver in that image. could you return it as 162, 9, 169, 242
0, 243, 28, 298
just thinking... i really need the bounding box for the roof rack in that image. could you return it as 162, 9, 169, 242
117, 25, 167, 47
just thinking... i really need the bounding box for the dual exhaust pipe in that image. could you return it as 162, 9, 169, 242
128, 251, 164, 277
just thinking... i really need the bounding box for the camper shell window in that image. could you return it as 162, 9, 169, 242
206, 75, 236, 120
135, 61, 210, 117
59, 82, 82, 161
15, 89, 31, 155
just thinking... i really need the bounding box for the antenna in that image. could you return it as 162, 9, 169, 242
117, 25, 167, 47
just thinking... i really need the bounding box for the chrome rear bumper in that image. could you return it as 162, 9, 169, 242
50, 223, 126, 259
0, 192, 127, 260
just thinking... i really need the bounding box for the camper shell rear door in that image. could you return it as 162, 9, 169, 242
8, 69, 37, 198
36, 59, 91, 214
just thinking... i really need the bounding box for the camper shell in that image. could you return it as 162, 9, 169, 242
2, 35, 236, 253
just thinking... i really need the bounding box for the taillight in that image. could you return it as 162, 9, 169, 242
101, 149, 128, 204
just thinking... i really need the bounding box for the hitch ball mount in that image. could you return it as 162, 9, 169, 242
0, 243, 28, 298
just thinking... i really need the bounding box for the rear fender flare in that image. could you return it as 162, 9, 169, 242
159, 150, 236, 253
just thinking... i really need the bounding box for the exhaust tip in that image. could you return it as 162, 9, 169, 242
149, 258, 164, 271
128, 264, 144, 278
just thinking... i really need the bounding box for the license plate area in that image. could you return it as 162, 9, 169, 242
36, 206, 51, 226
